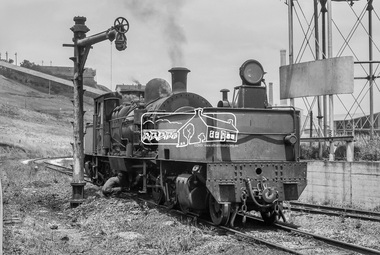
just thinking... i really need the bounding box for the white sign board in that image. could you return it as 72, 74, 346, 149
280, 56, 354, 99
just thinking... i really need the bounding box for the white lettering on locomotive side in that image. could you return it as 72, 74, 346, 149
141, 108, 239, 147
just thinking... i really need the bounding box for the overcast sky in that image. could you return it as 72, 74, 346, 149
1, 0, 379, 113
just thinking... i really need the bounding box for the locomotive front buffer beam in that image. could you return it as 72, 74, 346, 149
206, 162, 307, 225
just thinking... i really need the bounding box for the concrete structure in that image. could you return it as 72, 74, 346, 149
300, 161, 380, 210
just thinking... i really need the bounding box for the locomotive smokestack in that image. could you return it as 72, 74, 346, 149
168, 67, 190, 93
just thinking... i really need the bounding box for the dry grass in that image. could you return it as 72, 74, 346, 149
0, 75, 92, 159
2, 160, 275, 255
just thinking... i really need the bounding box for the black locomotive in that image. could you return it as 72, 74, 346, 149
84, 59, 307, 226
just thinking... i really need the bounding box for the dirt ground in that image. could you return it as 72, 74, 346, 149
2, 159, 287, 255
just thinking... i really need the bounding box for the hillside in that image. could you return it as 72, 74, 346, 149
0, 75, 94, 158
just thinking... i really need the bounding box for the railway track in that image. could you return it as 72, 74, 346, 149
43, 161, 92, 183
287, 201, 380, 223
133, 196, 380, 255
271, 219, 380, 254
43, 159, 380, 255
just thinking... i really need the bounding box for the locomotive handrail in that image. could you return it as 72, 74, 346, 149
238, 132, 295, 136
267, 105, 296, 111
300, 135, 355, 142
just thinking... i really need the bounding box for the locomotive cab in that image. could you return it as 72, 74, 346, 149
84, 92, 122, 156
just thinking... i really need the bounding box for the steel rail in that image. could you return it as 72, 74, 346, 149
244, 214, 380, 255
44, 162, 74, 175
135, 195, 376, 254
274, 221, 380, 255
132, 195, 303, 255
288, 202, 380, 222
25, 156, 73, 165
215, 223, 303, 255
43, 161, 92, 183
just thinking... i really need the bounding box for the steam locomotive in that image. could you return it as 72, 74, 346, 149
84, 59, 307, 226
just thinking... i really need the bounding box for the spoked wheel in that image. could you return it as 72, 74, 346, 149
260, 210, 278, 225
152, 176, 164, 205
208, 195, 231, 225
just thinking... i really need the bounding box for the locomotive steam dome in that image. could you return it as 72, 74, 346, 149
144, 78, 172, 104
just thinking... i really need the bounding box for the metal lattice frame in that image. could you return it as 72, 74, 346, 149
285, 0, 380, 140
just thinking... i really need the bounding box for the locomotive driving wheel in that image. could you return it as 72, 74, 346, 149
208, 195, 231, 225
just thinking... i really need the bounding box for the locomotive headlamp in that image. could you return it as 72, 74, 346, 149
239, 59, 265, 85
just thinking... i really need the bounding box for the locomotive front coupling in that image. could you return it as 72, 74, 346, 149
242, 177, 279, 211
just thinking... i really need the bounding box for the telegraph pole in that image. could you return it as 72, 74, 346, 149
64, 16, 129, 207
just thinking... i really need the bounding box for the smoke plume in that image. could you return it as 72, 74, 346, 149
131, 78, 141, 85
124, 0, 187, 67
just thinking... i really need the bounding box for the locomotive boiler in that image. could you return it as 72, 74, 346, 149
84, 59, 307, 226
